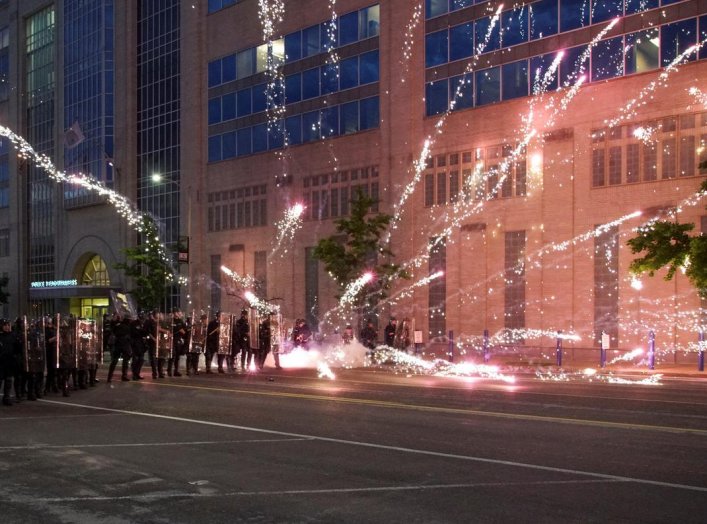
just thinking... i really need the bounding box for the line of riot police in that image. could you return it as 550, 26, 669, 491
0, 315, 101, 406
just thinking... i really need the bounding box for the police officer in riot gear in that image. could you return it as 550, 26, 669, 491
0, 319, 20, 405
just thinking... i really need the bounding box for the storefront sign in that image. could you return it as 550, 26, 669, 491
30, 279, 78, 288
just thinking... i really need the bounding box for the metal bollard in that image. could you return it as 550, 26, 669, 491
648, 330, 655, 370
699, 330, 705, 372
483, 329, 490, 363
447, 330, 454, 362
556, 331, 563, 367
600, 331, 607, 368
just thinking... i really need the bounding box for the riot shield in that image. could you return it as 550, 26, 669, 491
270, 312, 282, 354
217, 312, 232, 355
189, 314, 206, 354
77, 318, 98, 370
249, 308, 261, 350
157, 319, 173, 359
23, 316, 46, 374
58, 314, 77, 369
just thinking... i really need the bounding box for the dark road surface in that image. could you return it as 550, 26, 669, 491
1, 367, 705, 523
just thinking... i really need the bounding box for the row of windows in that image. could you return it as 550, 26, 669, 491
207, 184, 267, 232
208, 97, 379, 162
208, 5, 379, 87
591, 112, 707, 187
208, 50, 379, 126
426, 18, 706, 116
303, 174, 380, 221
426, 0, 684, 21
424, 147, 527, 206
425, 4, 696, 67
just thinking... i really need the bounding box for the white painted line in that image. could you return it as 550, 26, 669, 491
0, 438, 310, 451
41, 399, 707, 493
32, 479, 625, 503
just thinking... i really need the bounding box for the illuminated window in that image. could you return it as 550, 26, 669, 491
82, 255, 110, 286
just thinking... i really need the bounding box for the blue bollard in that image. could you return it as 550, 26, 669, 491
483, 329, 490, 363
648, 330, 655, 370
556, 331, 563, 367
600, 331, 607, 368
447, 330, 454, 362
699, 331, 705, 372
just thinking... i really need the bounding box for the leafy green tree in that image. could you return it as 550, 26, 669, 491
627, 179, 707, 296
313, 188, 409, 321
0, 275, 9, 305
114, 215, 173, 310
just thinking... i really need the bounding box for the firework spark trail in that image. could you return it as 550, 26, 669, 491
270, 203, 305, 258
604, 39, 706, 129
220, 265, 257, 290
372, 347, 516, 382
383, 270, 444, 306
607, 348, 645, 365
399, 2, 424, 82
688, 86, 707, 107
0, 124, 181, 281
387, 4, 505, 242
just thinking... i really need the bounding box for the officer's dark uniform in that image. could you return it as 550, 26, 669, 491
0, 319, 20, 405
205, 315, 219, 373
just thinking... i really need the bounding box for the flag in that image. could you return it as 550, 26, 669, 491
64, 120, 85, 149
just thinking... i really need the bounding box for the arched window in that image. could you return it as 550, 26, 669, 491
81, 255, 110, 286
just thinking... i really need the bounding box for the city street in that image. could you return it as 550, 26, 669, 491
1, 366, 705, 523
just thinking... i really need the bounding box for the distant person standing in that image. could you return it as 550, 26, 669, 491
384, 317, 397, 347
359, 320, 377, 350
205, 312, 220, 374
234, 309, 251, 371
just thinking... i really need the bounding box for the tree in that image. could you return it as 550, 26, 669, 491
627, 179, 707, 296
0, 275, 9, 305
313, 188, 410, 322
114, 215, 174, 310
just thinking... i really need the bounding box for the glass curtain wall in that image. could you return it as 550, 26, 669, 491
26, 7, 56, 315
64, 0, 115, 205
137, 0, 181, 311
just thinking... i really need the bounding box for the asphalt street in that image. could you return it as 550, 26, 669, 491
0, 366, 705, 523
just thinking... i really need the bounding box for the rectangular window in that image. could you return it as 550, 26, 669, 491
254, 250, 267, 298
0, 228, 9, 257
530, 0, 558, 40
502, 60, 528, 100
359, 97, 379, 130
449, 171, 459, 202
679, 135, 695, 177
437, 172, 447, 205
305, 247, 319, 330
643, 142, 657, 181
428, 237, 447, 340
450, 22, 473, 62
425, 29, 448, 68
515, 159, 527, 196
662, 137, 676, 179
425, 173, 435, 207
210, 254, 222, 312
591, 36, 623, 81
608, 146, 622, 185
626, 143, 640, 183
475, 67, 500, 106
359, 5, 380, 39
302, 24, 320, 58
502, 7, 528, 48
661, 19, 697, 68
594, 225, 619, 345
625, 28, 659, 75
504, 231, 525, 331
592, 148, 605, 187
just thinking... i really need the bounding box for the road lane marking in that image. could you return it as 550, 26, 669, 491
28, 478, 626, 503
0, 438, 310, 451
41, 399, 707, 493
140, 381, 707, 436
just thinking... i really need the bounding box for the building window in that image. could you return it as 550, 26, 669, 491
81, 255, 109, 286
428, 237, 447, 340
303, 166, 379, 221
0, 228, 8, 257
0, 26, 8, 101
254, 251, 267, 299
594, 225, 619, 346
207, 185, 267, 232
305, 247, 319, 331
504, 231, 526, 332
0, 137, 8, 208
210, 254, 222, 311
592, 112, 706, 188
